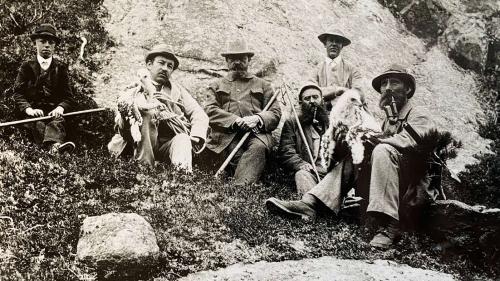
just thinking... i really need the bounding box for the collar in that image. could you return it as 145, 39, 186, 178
226, 71, 254, 81
151, 80, 171, 91
37, 54, 53, 69
325, 55, 342, 66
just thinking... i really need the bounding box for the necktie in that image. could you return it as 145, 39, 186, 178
155, 84, 162, 92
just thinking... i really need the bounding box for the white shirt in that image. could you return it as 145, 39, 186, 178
37, 54, 52, 71
325, 55, 342, 70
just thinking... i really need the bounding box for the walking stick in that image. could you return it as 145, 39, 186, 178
282, 84, 321, 182
214, 88, 281, 178
0, 108, 107, 128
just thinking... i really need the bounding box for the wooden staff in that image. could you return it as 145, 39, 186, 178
0, 108, 107, 128
215, 88, 281, 178
283, 83, 321, 182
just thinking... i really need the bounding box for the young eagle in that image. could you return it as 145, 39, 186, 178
321, 89, 381, 169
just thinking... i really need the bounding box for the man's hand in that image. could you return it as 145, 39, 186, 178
25, 107, 44, 117
190, 136, 205, 153
48, 106, 64, 117
299, 163, 314, 172
234, 115, 261, 131
333, 126, 347, 142
323, 86, 349, 101
362, 133, 383, 148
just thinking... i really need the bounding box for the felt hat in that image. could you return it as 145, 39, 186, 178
372, 64, 416, 98
145, 44, 179, 70
318, 27, 351, 46
30, 23, 60, 44
220, 38, 254, 58
298, 83, 322, 100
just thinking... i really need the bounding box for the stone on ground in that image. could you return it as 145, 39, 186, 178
76, 212, 159, 279
176, 257, 455, 281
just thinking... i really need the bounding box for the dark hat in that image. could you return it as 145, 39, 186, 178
220, 38, 254, 58
30, 23, 60, 44
145, 44, 179, 70
372, 64, 416, 98
299, 83, 322, 100
318, 27, 351, 46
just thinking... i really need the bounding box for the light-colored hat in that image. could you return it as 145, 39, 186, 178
298, 83, 322, 100
220, 38, 254, 58
372, 64, 416, 98
145, 44, 179, 70
318, 27, 351, 46
30, 23, 60, 44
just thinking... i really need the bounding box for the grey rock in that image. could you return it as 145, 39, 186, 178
76, 212, 159, 279
176, 257, 455, 281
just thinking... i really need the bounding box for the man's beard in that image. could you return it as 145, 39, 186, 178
298, 102, 329, 134
229, 63, 248, 79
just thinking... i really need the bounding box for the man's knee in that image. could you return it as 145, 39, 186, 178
372, 143, 399, 162
247, 138, 267, 154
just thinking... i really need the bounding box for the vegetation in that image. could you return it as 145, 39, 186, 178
0, 0, 498, 280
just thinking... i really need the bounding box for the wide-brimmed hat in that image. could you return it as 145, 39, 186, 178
30, 23, 60, 44
298, 83, 322, 100
220, 38, 254, 58
318, 27, 351, 46
372, 64, 416, 98
145, 44, 179, 70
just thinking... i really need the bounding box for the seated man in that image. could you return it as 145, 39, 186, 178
204, 38, 281, 186
278, 83, 329, 195
309, 27, 362, 110
267, 64, 440, 250
108, 44, 209, 172
12, 23, 75, 153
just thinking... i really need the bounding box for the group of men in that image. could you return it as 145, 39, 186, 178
13, 23, 440, 250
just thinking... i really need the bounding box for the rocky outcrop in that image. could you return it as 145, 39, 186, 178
96, 0, 492, 173
175, 257, 456, 281
76, 212, 159, 279
379, 0, 499, 73
424, 200, 500, 261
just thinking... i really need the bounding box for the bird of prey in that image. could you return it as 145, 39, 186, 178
321, 89, 381, 169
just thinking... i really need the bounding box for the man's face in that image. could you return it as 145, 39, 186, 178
226, 54, 250, 72
378, 76, 411, 111
35, 37, 56, 59
147, 55, 175, 84
300, 88, 323, 107
324, 36, 344, 59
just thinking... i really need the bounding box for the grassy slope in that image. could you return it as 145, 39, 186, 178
0, 132, 495, 280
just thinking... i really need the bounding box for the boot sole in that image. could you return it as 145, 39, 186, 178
265, 198, 315, 221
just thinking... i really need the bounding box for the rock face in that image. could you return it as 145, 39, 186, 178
76, 212, 159, 279
96, 0, 492, 173
176, 257, 456, 281
380, 0, 499, 72
424, 200, 500, 261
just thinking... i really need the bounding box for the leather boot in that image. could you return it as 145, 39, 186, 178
369, 218, 400, 249
265, 197, 316, 221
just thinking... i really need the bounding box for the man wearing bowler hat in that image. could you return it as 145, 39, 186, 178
204, 38, 281, 186
267, 64, 439, 250
309, 26, 362, 110
12, 23, 76, 154
108, 44, 209, 172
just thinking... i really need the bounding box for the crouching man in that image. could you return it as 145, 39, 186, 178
278, 83, 329, 195
267, 64, 441, 249
12, 23, 75, 153
108, 44, 209, 172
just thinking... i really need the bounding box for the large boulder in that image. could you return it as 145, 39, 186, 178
96, 0, 492, 173
76, 212, 159, 279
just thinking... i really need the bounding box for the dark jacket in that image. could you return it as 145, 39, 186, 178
279, 116, 324, 172
12, 58, 74, 114
204, 72, 281, 153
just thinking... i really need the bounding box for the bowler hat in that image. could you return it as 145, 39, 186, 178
220, 38, 254, 58
372, 64, 416, 98
145, 44, 179, 70
299, 83, 322, 100
30, 23, 60, 44
318, 27, 351, 46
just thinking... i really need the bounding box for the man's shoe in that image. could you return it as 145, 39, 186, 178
265, 197, 316, 220
369, 219, 400, 250
58, 141, 75, 153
